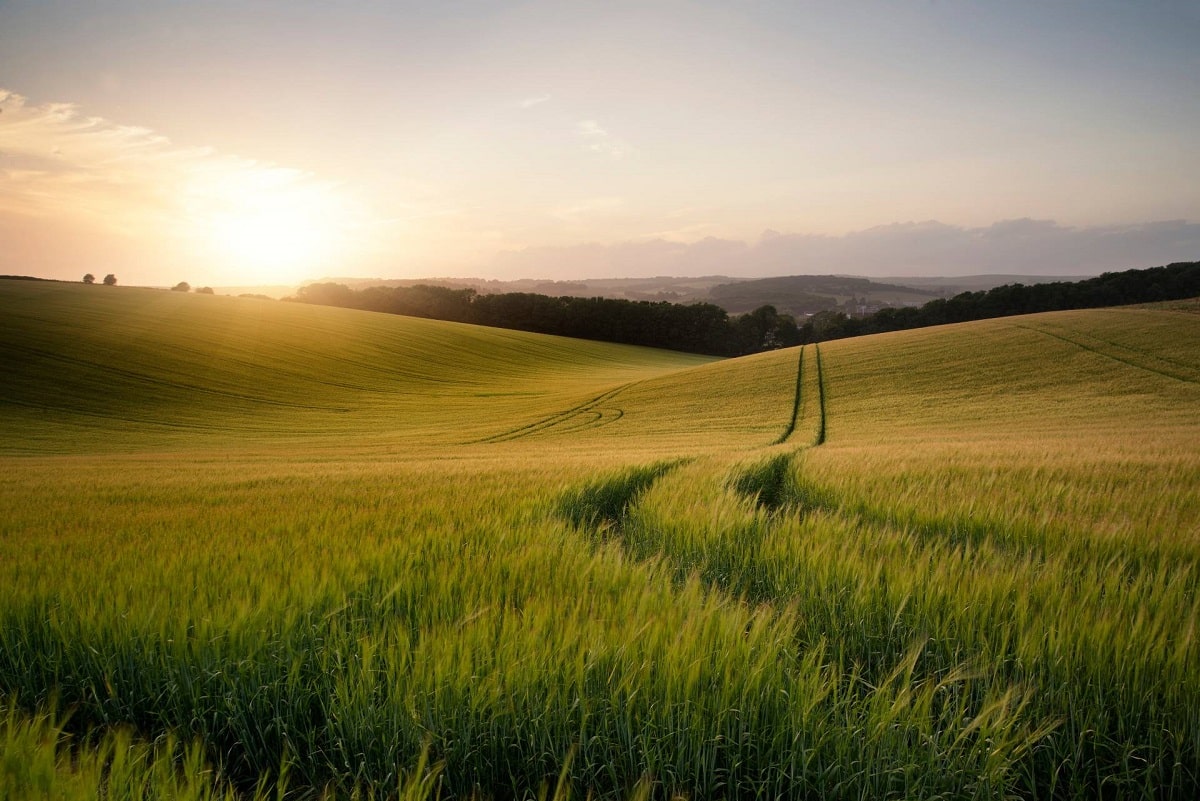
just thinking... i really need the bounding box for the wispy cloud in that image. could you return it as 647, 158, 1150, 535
577, 119, 630, 159
518, 94, 551, 109
0, 89, 347, 228
492, 219, 1200, 279
0, 88, 364, 281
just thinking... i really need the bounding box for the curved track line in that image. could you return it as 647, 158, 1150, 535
473, 381, 638, 443
1016, 324, 1200, 386
772, 346, 805, 445
770, 343, 826, 448
553, 407, 626, 435
813, 343, 827, 445
1037, 322, 1200, 378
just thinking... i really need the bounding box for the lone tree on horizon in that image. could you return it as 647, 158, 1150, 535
82, 273, 95, 284
172, 281, 191, 292
102, 274, 117, 286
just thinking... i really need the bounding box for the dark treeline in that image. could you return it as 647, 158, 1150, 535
287, 261, 1199, 356
801, 261, 1200, 342
288, 282, 797, 356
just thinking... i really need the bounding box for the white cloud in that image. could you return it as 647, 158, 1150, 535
576, 119, 630, 159
518, 94, 551, 109
577, 119, 607, 138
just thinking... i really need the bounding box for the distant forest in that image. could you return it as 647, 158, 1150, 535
288, 261, 1200, 357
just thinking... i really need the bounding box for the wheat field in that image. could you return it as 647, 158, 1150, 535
1, 281, 1198, 799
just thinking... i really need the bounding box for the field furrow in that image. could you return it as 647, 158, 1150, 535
1017, 323, 1200, 385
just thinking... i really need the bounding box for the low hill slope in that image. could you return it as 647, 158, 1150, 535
5, 280, 1199, 461
0, 281, 713, 452
550, 303, 1200, 457
821, 306, 1200, 443
797, 306, 1200, 560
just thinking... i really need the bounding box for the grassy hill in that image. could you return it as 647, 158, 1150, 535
1, 279, 1198, 799
0, 280, 714, 452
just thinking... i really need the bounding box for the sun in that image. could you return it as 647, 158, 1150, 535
209, 202, 335, 280
190, 168, 358, 285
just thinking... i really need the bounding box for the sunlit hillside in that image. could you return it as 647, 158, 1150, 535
2, 280, 1198, 800
0, 281, 713, 453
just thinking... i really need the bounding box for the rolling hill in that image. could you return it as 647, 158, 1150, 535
0, 280, 713, 452
2, 278, 1198, 799
707, 273, 943, 314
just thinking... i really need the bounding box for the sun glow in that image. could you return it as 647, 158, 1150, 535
189, 167, 358, 285
209, 201, 334, 276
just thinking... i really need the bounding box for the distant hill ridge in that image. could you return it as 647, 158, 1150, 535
291, 261, 1200, 355
308, 272, 1095, 314
707, 274, 943, 315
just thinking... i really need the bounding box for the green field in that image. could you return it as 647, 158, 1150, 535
2, 280, 1198, 800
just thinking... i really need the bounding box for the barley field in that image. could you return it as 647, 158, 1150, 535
1, 281, 1198, 799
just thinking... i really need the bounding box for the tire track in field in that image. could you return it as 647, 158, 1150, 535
553, 407, 626, 435
474, 382, 637, 443
813, 343, 827, 445
772, 346, 806, 445
1038, 322, 1200, 378
773, 343, 827, 446
558, 460, 684, 541
1016, 324, 1200, 386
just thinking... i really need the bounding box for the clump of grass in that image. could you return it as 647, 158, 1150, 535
0, 702, 266, 801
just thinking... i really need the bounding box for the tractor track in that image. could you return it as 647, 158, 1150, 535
773, 343, 827, 446
473, 382, 637, 443
1017, 324, 1200, 386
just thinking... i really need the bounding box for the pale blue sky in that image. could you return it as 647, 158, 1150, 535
2, 1, 1198, 283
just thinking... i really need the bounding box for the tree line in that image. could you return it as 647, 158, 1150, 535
797, 261, 1200, 343
286, 261, 1199, 356
287, 283, 799, 356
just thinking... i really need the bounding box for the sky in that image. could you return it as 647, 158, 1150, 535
2, 0, 1199, 287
